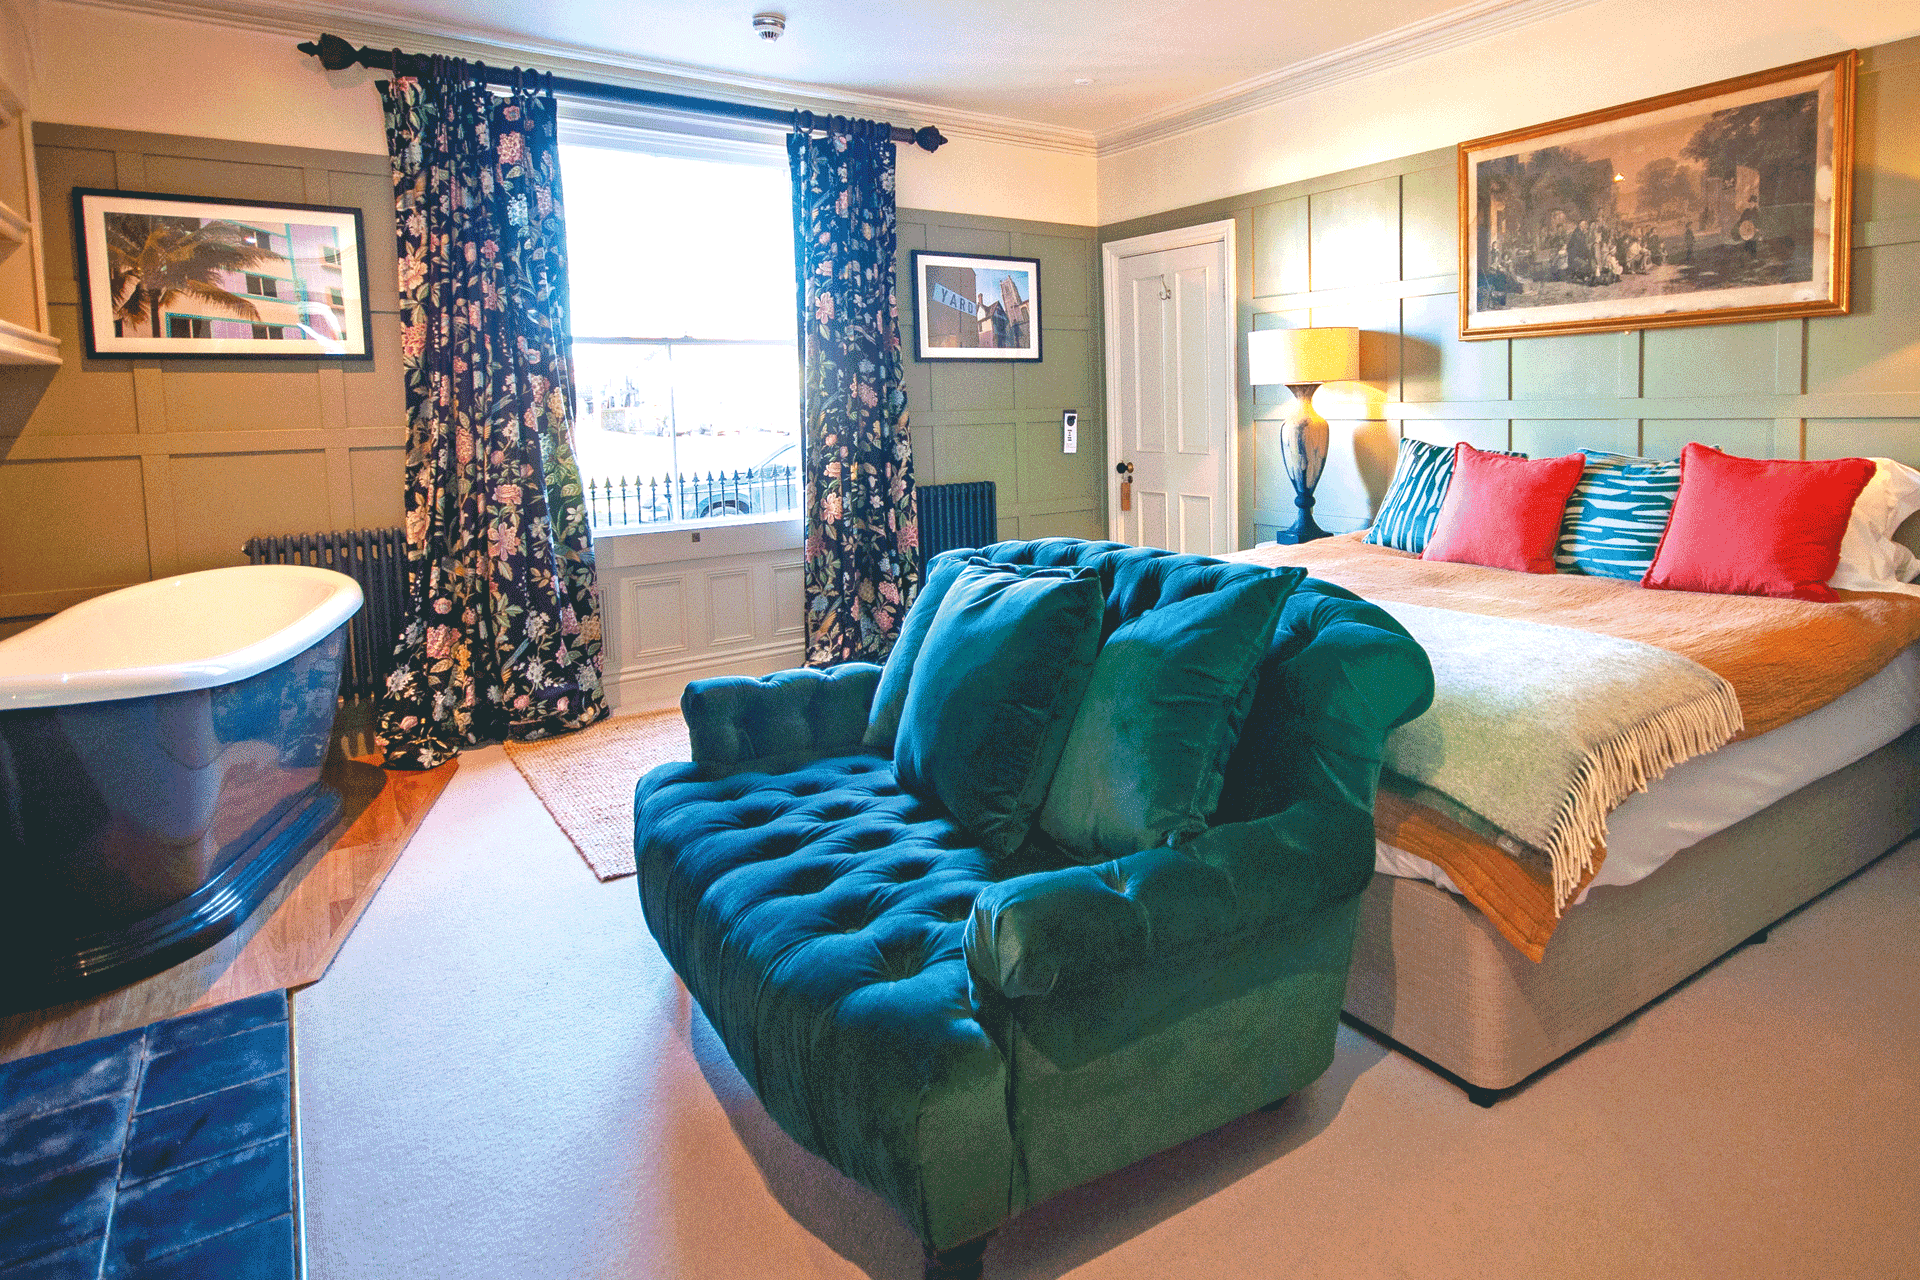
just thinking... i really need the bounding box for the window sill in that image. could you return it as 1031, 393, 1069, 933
591, 511, 802, 568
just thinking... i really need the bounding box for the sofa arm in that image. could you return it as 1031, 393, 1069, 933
681, 663, 883, 776
965, 794, 1372, 999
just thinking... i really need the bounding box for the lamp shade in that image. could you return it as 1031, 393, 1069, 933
1246, 326, 1360, 386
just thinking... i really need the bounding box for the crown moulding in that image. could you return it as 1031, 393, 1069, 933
1093, 0, 1605, 155
53, 0, 1605, 159
52, 0, 1099, 154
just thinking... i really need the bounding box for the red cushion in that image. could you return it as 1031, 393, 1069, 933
1422, 444, 1587, 574
1642, 444, 1876, 602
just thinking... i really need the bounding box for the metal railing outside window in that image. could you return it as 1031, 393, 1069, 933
584, 464, 800, 529
572, 335, 799, 533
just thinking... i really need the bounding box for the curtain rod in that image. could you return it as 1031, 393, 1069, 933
297, 34, 948, 152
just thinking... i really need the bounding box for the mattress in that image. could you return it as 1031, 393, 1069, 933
1378, 641, 1920, 899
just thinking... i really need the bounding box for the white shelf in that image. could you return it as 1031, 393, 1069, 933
0, 315, 59, 366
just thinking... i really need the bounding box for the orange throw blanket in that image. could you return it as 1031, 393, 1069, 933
1231, 535, 1920, 960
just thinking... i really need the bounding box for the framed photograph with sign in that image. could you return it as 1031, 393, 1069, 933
1458, 50, 1855, 340
910, 250, 1042, 361
72, 187, 373, 359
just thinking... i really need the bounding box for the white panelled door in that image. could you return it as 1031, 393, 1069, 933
1103, 224, 1236, 553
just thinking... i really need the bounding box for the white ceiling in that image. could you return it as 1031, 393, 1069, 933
288, 0, 1481, 138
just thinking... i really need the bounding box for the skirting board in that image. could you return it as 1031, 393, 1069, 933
1345, 725, 1920, 1093
607, 639, 807, 715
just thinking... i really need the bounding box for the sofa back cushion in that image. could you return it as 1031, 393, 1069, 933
946, 539, 1280, 640
894, 561, 1104, 856
863, 555, 969, 752
1039, 566, 1303, 861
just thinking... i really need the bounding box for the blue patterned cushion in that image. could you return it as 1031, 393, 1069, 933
1556, 450, 1681, 579
1365, 438, 1522, 554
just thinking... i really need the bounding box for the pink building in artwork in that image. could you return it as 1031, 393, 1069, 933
160, 221, 349, 344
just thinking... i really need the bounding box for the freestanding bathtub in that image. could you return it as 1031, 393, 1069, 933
0, 565, 363, 1009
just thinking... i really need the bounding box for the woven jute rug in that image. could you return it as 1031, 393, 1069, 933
503, 709, 691, 880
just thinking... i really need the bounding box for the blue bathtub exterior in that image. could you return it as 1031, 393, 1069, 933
0, 624, 351, 1009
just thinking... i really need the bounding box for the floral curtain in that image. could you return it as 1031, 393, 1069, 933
375, 63, 606, 769
789, 116, 921, 666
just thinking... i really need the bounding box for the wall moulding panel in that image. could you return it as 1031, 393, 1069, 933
2, 123, 403, 631
1100, 33, 1920, 545
897, 207, 1107, 547
594, 518, 807, 715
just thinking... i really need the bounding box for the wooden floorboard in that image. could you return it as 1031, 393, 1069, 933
0, 752, 456, 1064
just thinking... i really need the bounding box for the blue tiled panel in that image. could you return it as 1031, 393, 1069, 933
0, 1100, 128, 1199
123, 1076, 288, 1184
0, 1238, 106, 1280
122, 1215, 295, 1280
135, 1025, 288, 1115
0, 1034, 143, 1131
106, 1137, 293, 1277
141, 994, 284, 1058
0, 993, 296, 1280
0, 1164, 117, 1271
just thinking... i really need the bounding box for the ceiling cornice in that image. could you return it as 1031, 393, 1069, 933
54, 0, 1608, 160
1094, 0, 1605, 155
50, 0, 1100, 154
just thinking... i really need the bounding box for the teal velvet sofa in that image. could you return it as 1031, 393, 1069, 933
633, 539, 1433, 1278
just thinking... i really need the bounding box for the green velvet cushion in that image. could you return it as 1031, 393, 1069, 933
894, 561, 1104, 856
1039, 567, 1302, 861
862, 555, 969, 752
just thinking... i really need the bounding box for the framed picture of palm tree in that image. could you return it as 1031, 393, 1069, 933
72, 188, 373, 359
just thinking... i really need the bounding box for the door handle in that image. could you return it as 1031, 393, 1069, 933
1116, 460, 1133, 512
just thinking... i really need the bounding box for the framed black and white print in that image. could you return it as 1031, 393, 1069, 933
910, 250, 1042, 361
73, 188, 374, 359
1458, 51, 1855, 340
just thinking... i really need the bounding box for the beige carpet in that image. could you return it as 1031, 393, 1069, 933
503, 710, 691, 879
293, 746, 1920, 1280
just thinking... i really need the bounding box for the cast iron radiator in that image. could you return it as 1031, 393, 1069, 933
243, 528, 406, 704
916, 481, 998, 556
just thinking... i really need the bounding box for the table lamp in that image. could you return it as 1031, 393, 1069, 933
1246, 326, 1360, 544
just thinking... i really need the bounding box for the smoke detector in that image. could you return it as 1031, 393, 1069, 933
752, 12, 786, 40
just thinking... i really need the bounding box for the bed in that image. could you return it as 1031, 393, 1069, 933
1228, 529, 1920, 1101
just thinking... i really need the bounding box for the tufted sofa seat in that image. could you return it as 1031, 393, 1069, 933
635, 538, 1434, 1274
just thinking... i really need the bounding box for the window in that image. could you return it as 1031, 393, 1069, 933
327, 288, 344, 307
320, 245, 341, 266
167, 316, 212, 338
251, 324, 288, 340
245, 273, 280, 299
559, 142, 798, 528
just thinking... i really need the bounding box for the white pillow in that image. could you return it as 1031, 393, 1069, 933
1830, 457, 1920, 595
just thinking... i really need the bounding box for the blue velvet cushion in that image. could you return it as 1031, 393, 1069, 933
1038, 565, 1304, 861
1555, 449, 1681, 579
894, 561, 1104, 856
863, 555, 969, 751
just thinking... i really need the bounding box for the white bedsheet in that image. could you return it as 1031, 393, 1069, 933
1376, 642, 1920, 902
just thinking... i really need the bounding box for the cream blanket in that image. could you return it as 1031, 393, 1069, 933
1370, 602, 1742, 915
1229, 535, 1920, 959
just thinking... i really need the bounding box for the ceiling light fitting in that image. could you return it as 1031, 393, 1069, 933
752, 12, 786, 41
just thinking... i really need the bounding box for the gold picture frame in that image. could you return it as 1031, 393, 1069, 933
1457, 51, 1855, 341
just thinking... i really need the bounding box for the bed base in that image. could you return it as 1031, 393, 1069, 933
1345, 726, 1920, 1097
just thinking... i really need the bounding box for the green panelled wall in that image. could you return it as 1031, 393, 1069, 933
1100, 35, 1920, 547
896, 209, 1107, 543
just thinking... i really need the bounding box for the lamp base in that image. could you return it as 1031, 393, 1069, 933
1270, 500, 1329, 546
1273, 384, 1332, 545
